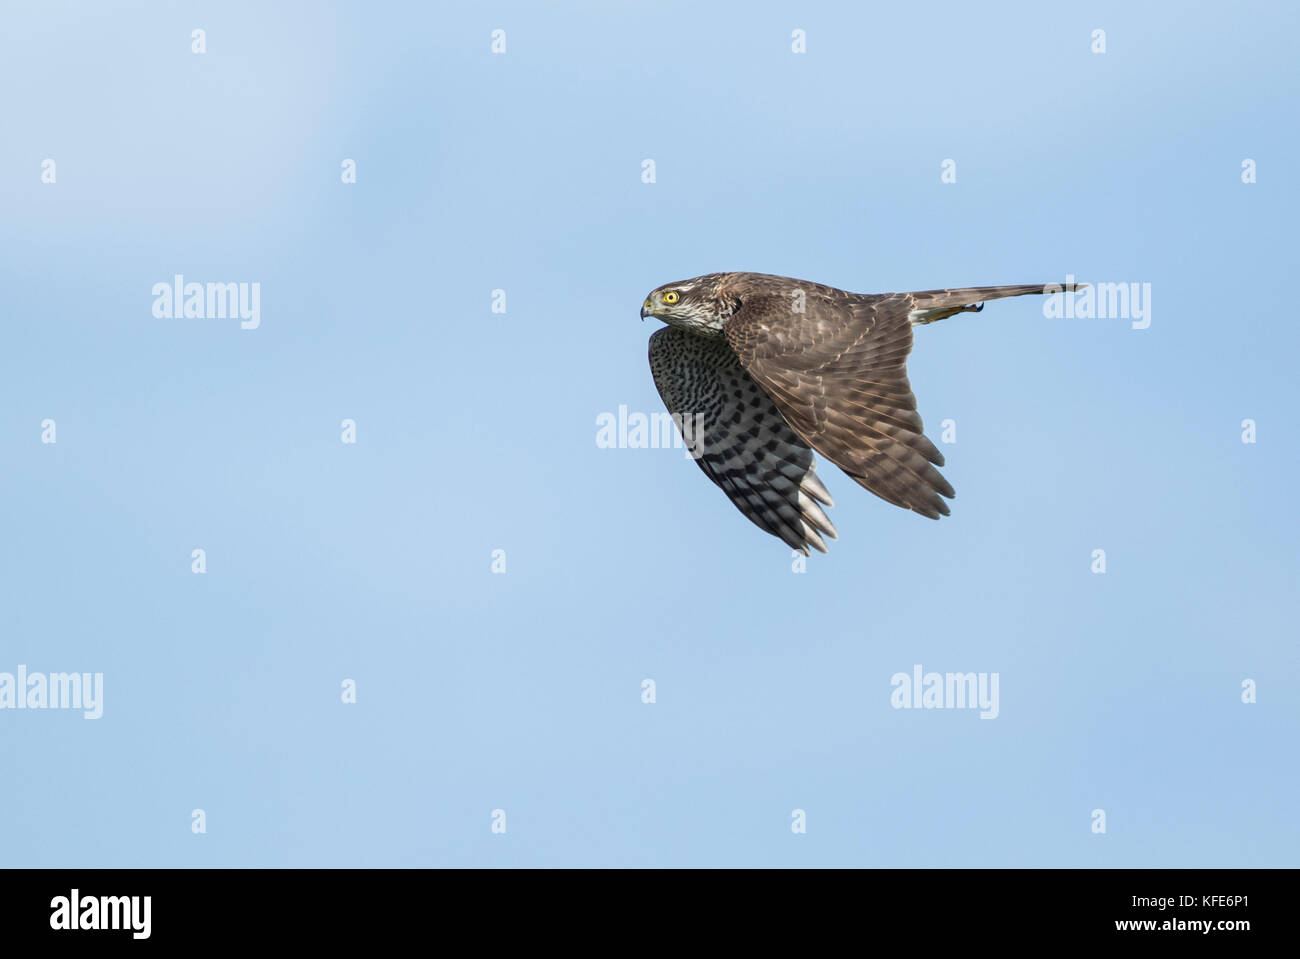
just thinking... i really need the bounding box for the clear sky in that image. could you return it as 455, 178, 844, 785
1, 0, 1296, 867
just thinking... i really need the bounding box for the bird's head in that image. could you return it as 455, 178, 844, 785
640, 274, 735, 336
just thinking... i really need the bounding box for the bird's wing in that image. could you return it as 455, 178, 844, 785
648, 325, 837, 554
724, 283, 1053, 519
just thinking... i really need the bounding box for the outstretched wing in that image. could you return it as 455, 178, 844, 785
648, 326, 837, 554
724, 281, 1053, 519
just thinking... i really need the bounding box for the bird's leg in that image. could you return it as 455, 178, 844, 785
911, 301, 984, 325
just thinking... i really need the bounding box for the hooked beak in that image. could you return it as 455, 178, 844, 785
640, 297, 652, 320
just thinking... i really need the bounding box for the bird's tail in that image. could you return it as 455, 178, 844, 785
907, 282, 1086, 326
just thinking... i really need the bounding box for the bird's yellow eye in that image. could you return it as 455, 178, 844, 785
662, 291, 680, 304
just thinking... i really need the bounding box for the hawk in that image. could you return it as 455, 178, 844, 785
643, 272, 1074, 555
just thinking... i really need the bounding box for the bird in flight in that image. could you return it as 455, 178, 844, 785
643, 272, 1075, 555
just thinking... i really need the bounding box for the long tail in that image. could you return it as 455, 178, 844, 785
907, 282, 1086, 326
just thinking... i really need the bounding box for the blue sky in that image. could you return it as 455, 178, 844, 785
1, 0, 1296, 866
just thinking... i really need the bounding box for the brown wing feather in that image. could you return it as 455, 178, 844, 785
722, 275, 1055, 519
